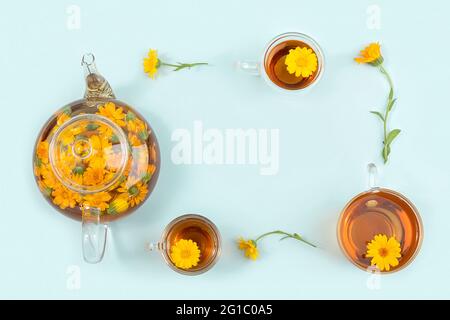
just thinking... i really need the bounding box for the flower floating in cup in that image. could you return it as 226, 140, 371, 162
143, 49, 208, 79
237, 230, 315, 261
147, 214, 221, 275
284, 46, 318, 78
170, 239, 201, 270
366, 234, 402, 272
355, 42, 400, 164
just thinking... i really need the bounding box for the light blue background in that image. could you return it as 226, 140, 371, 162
1, 0, 449, 299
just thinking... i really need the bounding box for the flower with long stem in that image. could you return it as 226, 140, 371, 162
355, 42, 400, 164
238, 230, 316, 261
143, 49, 207, 79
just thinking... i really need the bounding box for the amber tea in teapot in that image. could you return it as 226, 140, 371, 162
33, 54, 160, 263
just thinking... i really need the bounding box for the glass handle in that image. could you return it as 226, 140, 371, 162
82, 206, 108, 264
145, 241, 164, 252
367, 163, 379, 190
236, 60, 261, 76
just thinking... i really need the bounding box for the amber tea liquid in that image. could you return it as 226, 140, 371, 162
264, 40, 320, 90
165, 215, 220, 273
338, 189, 422, 272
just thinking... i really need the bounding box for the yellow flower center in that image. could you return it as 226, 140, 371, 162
180, 249, 192, 259
378, 247, 389, 257
295, 56, 308, 68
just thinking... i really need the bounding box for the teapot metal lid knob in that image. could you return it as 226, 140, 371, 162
81, 53, 116, 100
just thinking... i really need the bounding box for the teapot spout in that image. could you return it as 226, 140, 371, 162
81, 53, 116, 100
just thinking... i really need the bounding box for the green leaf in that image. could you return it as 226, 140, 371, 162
74, 134, 88, 141
111, 134, 120, 144
44, 187, 53, 197
141, 172, 152, 184
388, 87, 394, 101
370, 111, 385, 122
62, 106, 72, 116
86, 123, 100, 131
128, 185, 139, 196
138, 130, 149, 141
35, 156, 43, 168
107, 206, 117, 215
386, 129, 401, 146
72, 165, 85, 175
125, 112, 136, 122
382, 130, 400, 163
382, 145, 391, 163
119, 175, 127, 184
387, 98, 397, 112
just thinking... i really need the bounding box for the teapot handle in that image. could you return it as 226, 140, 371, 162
81, 53, 116, 100
82, 206, 108, 264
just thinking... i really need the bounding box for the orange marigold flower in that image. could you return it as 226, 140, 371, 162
354, 42, 383, 66
97, 102, 126, 127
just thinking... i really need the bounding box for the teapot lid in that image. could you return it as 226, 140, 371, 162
49, 114, 129, 194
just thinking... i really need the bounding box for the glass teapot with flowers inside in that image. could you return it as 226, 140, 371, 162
33, 54, 160, 263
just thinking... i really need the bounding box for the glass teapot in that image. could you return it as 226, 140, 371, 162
33, 54, 160, 263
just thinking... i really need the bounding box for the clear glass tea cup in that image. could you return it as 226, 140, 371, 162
237, 32, 325, 93
146, 214, 222, 275
337, 164, 423, 273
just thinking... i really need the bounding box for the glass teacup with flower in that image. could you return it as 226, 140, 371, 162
337, 164, 423, 273
146, 214, 221, 275
237, 32, 325, 92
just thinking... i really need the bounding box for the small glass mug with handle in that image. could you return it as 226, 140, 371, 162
146, 214, 222, 275
337, 164, 423, 274
237, 32, 325, 93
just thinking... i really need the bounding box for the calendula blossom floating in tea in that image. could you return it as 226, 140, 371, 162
355, 42, 401, 163
143, 49, 208, 79
366, 234, 402, 272
285, 46, 318, 78
170, 239, 201, 269
238, 230, 316, 261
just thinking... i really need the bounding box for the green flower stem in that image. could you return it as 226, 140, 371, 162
380, 65, 393, 161
379, 64, 394, 90
254, 230, 316, 248
160, 61, 208, 71
371, 64, 400, 164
